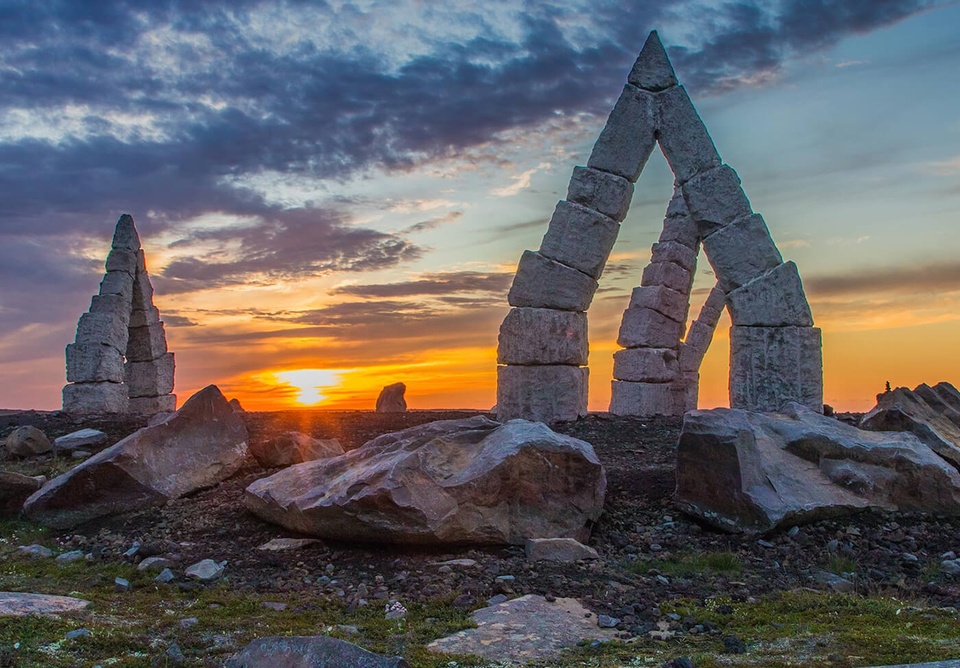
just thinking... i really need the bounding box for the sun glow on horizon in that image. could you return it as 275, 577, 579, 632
274, 368, 344, 405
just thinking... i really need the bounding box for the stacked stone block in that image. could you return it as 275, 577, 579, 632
62, 215, 176, 415
611, 192, 699, 416
497, 30, 823, 421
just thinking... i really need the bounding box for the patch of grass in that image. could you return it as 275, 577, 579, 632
633, 550, 743, 577
824, 554, 858, 576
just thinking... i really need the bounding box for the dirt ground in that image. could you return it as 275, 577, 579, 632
4, 408, 960, 641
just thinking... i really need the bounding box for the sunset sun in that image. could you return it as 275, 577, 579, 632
274, 369, 343, 406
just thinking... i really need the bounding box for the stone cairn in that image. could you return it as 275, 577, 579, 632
62, 215, 176, 415
497, 31, 822, 422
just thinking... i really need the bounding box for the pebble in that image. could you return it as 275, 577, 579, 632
597, 614, 620, 628
185, 559, 225, 581
261, 601, 287, 611
115, 577, 131, 592
17, 544, 53, 558
56, 550, 85, 564
757, 540, 775, 549
487, 594, 508, 605
178, 618, 198, 629
941, 559, 960, 575
155, 568, 175, 584
165, 642, 186, 665
65, 628, 91, 640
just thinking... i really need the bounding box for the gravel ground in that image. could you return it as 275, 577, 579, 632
5, 408, 960, 641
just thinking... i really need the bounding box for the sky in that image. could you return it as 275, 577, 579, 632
1, 0, 959, 413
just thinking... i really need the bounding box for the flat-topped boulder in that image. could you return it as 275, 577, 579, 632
24, 385, 249, 529
676, 403, 960, 534
244, 416, 605, 546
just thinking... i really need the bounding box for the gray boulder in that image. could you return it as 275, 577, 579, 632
53, 428, 108, 452
375, 383, 407, 413
0, 471, 44, 515
676, 403, 960, 533
250, 432, 343, 468
5, 426, 52, 457
227, 636, 408, 668
860, 382, 960, 468
23, 385, 249, 528
244, 416, 605, 545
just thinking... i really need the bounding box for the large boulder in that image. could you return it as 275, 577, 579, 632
676, 403, 960, 533
860, 382, 960, 467
5, 426, 52, 457
0, 472, 44, 515
244, 416, 605, 545
23, 385, 249, 528
226, 636, 408, 668
375, 382, 407, 413
249, 432, 344, 468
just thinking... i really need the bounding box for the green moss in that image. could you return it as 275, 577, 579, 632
824, 554, 858, 575
634, 550, 743, 577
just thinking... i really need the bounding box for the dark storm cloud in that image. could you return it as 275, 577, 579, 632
0, 0, 937, 286
670, 0, 936, 93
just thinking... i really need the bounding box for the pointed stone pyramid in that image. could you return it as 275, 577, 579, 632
497, 31, 822, 422
62, 215, 176, 415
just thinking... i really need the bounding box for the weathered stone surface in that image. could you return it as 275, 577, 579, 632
525, 538, 599, 562
498, 308, 587, 366
131, 270, 155, 312
5, 426, 52, 457
89, 293, 132, 325
539, 200, 620, 279
730, 325, 822, 412
99, 270, 134, 301
913, 383, 960, 426
610, 380, 685, 417
587, 84, 657, 182
128, 395, 177, 415
676, 403, 960, 534
497, 365, 588, 423
375, 382, 407, 413
566, 166, 634, 222
129, 306, 160, 328
26, 385, 248, 528
651, 240, 698, 273
679, 320, 716, 373
250, 432, 344, 468
628, 30, 678, 91
112, 214, 141, 251
53, 429, 108, 451
612, 347, 678, 382
0, 471, 44, 514
105, 248, 138, 275
62, 382, 129, 415
657, 85, 722, 185
65, 342, 124, 385
227, 636, 409, 668
126, 322, 167, 362
229, 398, 245, 413
681, 165, 753, 237
628, 285, 688, 323
660, 194, 700, 249
507, 251, 598, 312
701, 286, 727, 320
429, 594, 618, 663
641, 260, 693, 294
702, 213, 783, 291
186, 559, 225, 581
75, 311, 128, 352
0, 592, 91, 617
245, 416, 605, 545
727, 262, 813, 327
860, 383, 960, 469
257, 538, 321, 552
124, 353, 175, 397
617, 307, 683, 349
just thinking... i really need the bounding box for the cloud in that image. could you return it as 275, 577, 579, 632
331, 270, 513, 298
491, 161, 552, 197
922, 157, 960, 176
805, 260, 960, 298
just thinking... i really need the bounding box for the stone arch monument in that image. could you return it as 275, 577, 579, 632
496, 31, 822, 423
62, 215, 176, 415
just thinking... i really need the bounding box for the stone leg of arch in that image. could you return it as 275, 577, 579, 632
730, 326, 823, 412
610, 192, 699, 417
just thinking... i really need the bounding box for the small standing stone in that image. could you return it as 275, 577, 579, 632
375, 383, 407, 413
